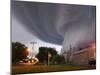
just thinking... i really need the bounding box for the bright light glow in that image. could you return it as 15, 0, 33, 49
26, 48, 30, 52
91, 43, 96, 49
32, 56, 39, 64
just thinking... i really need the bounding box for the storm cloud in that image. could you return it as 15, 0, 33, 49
12, 1, 96, 50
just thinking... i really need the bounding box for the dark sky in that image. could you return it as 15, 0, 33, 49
12, 1, 96, 51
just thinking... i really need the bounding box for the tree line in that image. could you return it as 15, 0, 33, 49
12, 42, 65, 64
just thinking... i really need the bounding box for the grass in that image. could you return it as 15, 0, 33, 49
12, 64, 96, 74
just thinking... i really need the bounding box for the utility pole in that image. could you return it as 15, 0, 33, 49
48, 53, 49, 66
30, 42, 37, 58
48, 52, 52, 66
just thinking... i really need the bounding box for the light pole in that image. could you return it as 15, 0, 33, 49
48, 52, 52, 66
30, 42, 37, 58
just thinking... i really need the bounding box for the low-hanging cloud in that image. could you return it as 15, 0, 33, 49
12, 1, 96, 50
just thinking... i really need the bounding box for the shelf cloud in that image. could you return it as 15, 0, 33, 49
12, 1, 96, 50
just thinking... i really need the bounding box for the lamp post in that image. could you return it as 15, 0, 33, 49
30, 42, 37, 58
48, 52, 52, 66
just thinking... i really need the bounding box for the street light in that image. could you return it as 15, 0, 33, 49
26, 48, 30, 52
30, 42, 37, 58
48, 52, 52, 66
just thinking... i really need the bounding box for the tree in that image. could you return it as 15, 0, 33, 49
12, 42, 29, 63
51, 54, 65, 64
36, 47, 57, 63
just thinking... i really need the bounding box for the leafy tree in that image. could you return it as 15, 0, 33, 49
51, 54, 65, 64
36, 47, 57, 63
12, 42, 29, 63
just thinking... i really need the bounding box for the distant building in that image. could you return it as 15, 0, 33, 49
62, 44, 96, 65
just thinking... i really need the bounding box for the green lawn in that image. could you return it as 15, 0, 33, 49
12, 64, 95, 74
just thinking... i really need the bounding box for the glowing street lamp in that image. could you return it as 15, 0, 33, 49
26, 48, 30, 52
